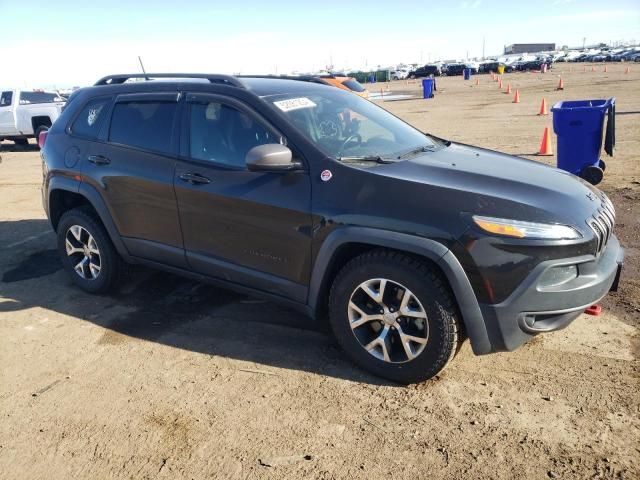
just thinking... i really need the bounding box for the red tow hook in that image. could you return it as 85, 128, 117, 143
584, 304, 602, 316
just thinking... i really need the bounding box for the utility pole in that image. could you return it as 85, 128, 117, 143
582, 37, 586, 50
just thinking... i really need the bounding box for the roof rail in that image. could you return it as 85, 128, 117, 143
94, 73, 245, 87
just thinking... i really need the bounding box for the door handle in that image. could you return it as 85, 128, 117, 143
179, 172, 211, 185
87, 155, 110, 165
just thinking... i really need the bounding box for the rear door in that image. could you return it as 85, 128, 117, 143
81, 92, 187, 268
173, 92, 312, 302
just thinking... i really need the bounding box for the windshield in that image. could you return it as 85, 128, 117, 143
264, 87, 437, 160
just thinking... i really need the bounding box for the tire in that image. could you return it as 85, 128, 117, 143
14, 138, 28, 146
328, 250, 461, 384
34, 125, 49, 148
57, 207, 124, 293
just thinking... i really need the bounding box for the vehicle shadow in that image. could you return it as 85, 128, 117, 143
0, 218, 397, 386
0, 141, 39, 152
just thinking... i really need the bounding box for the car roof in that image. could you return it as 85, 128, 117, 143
242, 77, 335, 97
87, 74, 337, 99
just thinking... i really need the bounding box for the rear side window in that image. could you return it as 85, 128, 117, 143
71, 97, 110, 139
109, 101, 176, 154
0, 91, 13, 106
19, 91, 63, 104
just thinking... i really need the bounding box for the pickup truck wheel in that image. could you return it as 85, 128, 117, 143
14, 138, 29, 147
329, 250, 460, 384
57, 207, 124, 294
34, 126, 49, 148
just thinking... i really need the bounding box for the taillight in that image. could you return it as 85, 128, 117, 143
38, 130, 48, 149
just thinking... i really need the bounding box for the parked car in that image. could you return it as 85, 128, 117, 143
516, 59, 552, 71
479, 61, 513, 73
408, 64, 442, 78
443, 63, 465, 75
41, 73, 624, 384
0, 89, 65, 147
391, 68, 410, 80
319, 75, 369, 99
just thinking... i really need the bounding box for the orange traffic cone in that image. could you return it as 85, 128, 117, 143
604, 65, 608, 73
505, 83, 512, 94
556, 77, 564, 90
538, 98, 548, 115
583, 66, 586, 72
475, 78, 480, 86
625, 66, 630, 74
537, 127, 553, 156
498, 79, 503, 89
591, 66, 596, 72
513, 89, 520, 103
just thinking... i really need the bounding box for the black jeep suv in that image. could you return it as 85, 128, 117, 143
41, 73, 623, 383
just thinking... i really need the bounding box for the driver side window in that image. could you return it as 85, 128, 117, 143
189, 101, 278, 168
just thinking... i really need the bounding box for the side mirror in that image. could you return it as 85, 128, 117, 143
246, 144, 300, 172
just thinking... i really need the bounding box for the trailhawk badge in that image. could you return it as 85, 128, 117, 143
320, 170, 333, 182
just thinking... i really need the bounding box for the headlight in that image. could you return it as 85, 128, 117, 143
473, 215, 582, 240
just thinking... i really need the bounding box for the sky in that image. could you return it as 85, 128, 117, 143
1, 0, 639, 88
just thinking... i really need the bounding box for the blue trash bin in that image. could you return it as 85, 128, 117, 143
422, 78, 434, 99
463, 68, 471, 80
551, 98, 616, 185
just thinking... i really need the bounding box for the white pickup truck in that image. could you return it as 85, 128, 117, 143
0, 89, 66, 147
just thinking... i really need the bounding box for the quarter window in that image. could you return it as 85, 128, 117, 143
109, 101, 177, 154
71, 98, 110, 139
189, 101, 278, 168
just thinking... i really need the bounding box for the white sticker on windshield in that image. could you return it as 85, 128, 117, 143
273, 97, 317, 112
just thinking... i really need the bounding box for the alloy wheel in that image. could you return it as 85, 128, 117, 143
65, 225, 101, 280
348, 278, 429, 363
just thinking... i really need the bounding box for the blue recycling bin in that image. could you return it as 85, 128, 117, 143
422, 78, 434, 99
463, 68, 471, 80
551, 98, 615, 185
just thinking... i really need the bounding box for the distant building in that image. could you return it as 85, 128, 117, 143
504, 43, 556, 54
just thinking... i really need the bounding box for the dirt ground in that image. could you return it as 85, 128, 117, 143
1, 63, 638, 480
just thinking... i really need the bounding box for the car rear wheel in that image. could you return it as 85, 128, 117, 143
57, 207, 124, 293
329, 250, 461, 384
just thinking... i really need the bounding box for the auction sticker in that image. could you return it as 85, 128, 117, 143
273, 97, 317, 112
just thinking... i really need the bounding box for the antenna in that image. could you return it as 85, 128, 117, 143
138, 56, 149, 80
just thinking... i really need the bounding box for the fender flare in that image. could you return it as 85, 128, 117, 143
308, 226, 493, 355
48, 178, 130, 259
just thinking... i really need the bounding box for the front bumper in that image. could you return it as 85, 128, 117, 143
479, 234, 624, 351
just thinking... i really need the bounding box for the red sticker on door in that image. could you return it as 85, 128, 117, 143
320, 170, 333, 182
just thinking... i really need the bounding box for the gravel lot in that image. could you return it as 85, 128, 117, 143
1, 63, 638, 479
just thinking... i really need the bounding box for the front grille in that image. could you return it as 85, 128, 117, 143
587, 193, 616, 256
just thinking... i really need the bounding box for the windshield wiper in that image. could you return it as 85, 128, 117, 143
337, 155, 394, 164
396, 145, 437, 160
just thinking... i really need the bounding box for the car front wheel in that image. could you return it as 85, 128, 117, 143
329, 250, 461, 384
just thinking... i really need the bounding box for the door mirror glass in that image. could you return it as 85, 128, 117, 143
246, 144, 298, 171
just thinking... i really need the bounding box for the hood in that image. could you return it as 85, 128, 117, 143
369, 142, 604, 234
